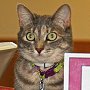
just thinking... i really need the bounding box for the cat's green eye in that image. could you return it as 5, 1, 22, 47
47, 32, 57, 41
26, 32, 35, 41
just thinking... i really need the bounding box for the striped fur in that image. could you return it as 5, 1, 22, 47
15, 4, 73, 90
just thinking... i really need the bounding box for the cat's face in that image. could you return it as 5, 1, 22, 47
17, 4, 72, 64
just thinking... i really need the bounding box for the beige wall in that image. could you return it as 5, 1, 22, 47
0, 0, 90, 41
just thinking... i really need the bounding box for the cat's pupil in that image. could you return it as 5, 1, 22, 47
51, 34, 54, 38
29, 34, 32, 38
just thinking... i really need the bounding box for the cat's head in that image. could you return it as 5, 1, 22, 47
17, 4, 73, 64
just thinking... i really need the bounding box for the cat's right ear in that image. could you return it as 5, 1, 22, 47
52, 4, 71, 29
17, 4, 34, 26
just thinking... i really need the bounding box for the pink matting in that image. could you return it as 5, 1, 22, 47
69, 58, 90, 90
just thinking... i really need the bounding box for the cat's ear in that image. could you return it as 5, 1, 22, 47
17, 4, 34, 26
52, 4, 71, 29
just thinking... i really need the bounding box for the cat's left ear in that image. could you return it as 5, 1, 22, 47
17, 4, 34, 27
52, 4, 71, 29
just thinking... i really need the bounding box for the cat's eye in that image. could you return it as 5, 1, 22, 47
47, 32, 57, 41
26, 32, 35, 41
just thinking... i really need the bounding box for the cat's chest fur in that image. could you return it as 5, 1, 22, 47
15, 58, 64, 90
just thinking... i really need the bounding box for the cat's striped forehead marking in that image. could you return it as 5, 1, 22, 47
31, 28, 34, 33
34, 25, 51, 40
41, 25, 48, 35
34, 27, 38, 35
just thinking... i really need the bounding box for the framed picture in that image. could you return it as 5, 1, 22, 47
64, 53, 90, 90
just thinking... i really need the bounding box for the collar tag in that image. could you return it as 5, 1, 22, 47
39, 78, 45, 90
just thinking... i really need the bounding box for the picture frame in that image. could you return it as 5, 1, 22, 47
64, 53, 90, 90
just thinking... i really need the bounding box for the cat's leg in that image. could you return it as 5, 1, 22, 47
14, 79, 23, 90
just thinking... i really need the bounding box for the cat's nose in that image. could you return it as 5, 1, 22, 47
35, 47, 44, 54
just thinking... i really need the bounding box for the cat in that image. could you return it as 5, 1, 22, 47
14, 4, 73, 90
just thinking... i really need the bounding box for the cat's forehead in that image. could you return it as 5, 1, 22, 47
23, 24, 64, 36
34, 25, 50, 35
34, 15, 52, 25
22, 15, 64, 36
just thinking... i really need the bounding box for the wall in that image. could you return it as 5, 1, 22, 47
0, 0, 90, 41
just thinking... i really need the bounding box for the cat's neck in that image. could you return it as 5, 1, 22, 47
20, 56, 53, 71
20, 55, 63, 72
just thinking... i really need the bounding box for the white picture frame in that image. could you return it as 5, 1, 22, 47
64, 53, 90, 90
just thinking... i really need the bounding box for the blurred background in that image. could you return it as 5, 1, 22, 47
0, 0, 90, 88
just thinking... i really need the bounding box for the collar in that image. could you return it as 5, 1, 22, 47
34, 63, 54, 68
30, 60, 64, 79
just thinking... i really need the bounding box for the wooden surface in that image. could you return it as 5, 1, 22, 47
0, 39, 90, 87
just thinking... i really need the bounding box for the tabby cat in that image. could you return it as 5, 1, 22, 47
15, 4, 73, 90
